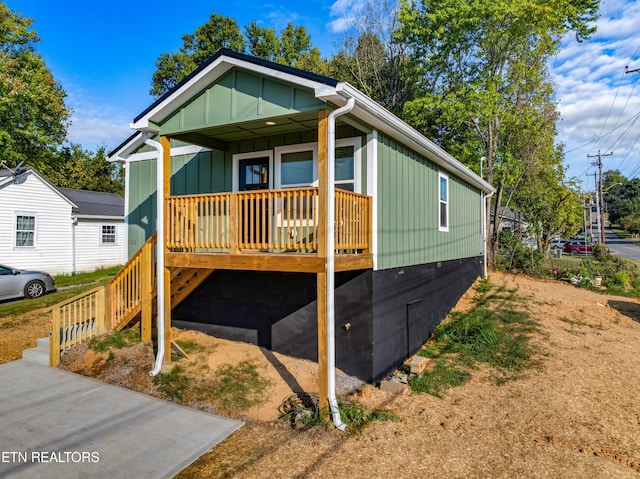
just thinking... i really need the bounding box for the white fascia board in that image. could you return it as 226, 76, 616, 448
130, 58, 234, 131
25, 169, 78, 209
108, 132, 144, 162
328, 84, 495, 194
121, 145, 212, 163
75, 215, 124, 221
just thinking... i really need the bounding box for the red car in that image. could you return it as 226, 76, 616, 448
563, 240, 594, 255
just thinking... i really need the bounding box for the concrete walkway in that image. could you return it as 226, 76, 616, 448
0, 358, 242, 478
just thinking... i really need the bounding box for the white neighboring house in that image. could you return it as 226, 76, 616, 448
0, 167, 126, 275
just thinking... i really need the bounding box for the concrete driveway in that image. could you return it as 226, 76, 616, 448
0, 358, 242, 478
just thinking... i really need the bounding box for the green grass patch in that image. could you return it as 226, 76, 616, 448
0, 267, 120, 319
53, 266, 121, 288
408, 359, 471, 397
153, 365, 191, 402
412, 278, 536, 396
211, 360, 272, 411
279, 396, 398, 434
0, 283, 111, 319
337, 400, 399, 435
175, 339, 206, 354
88, 328, 140, 352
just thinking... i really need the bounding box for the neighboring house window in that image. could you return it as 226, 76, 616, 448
101, 225, 116, 244
16, 215, 35, 247
439, 173, 449, 232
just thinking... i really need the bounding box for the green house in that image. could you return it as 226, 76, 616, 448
109, 49, 494, 401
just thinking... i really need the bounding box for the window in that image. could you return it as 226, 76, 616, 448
101, 225, 116, 244
16, 215, 35, 247
280, 150, 314, 187
334, 145, 355, 191
439, 173, 449, 232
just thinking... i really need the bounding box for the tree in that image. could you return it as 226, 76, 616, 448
395, 0, 600, 266
150, 12, 246, 98
54, 145, 124, 195
150, 13, 327, 98
329, 0, 414, 115
0, 3, 70, 170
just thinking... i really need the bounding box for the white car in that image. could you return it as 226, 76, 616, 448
549, 238, 568, 249
0, 264, 56, 300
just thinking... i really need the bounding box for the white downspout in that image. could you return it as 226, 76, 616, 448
71, 216, 77, 275
327, 97, 355, 430
482, 190, 494, 279
143, 133, 166, 377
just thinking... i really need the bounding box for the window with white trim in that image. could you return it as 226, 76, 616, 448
334, 145, 355, 191
16, 215, 35, 247
274, 143, 317, 188
439, 173, 449, 232
101, 225, 116, 244
281, 150, 314, 186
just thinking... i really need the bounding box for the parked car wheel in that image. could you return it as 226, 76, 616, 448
570, 250, 578, 256
24, 280, 45, 299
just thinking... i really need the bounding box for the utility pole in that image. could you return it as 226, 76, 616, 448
587, 150, 613, 245
625, 66, 640, 74
592, 172, 599, 243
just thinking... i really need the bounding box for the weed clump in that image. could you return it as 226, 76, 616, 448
412, 279, 536, 396
153, 365, 190, 402
211, 360, 272, 411
89, 328, 140, 352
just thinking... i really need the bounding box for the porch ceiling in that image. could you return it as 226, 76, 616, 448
170, 110, 320, 148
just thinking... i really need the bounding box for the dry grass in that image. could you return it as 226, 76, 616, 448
10, 271, 640, 478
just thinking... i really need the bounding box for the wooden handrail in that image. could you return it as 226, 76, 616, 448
166, 187, 371, 254
106, 234, 157, 331
49, 187, 372, 366
50, 287, 106, 366
50, 235, 157, 365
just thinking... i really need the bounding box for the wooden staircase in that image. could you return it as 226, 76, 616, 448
49, 235, 211, 366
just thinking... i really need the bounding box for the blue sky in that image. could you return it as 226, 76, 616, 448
7, 0, 640, 187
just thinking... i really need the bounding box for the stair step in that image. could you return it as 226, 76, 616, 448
22, 346, 49, 366
36, 337, 50, 350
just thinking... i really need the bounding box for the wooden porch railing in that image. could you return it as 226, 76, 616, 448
49, 235, 157, 366
107, 234, 157, 331
49, 188, 371, 365
166, 187, 372, 253
49, 287, 106, 366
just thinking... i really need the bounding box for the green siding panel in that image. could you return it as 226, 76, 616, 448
376, 134, 482, 270
126, 149, 230, 258
160, 69, 324, 135
127, 159, 157, 257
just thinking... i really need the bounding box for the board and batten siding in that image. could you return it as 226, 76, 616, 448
0, 173, 73, 274
376, 134, 483, 270
126, 149, 231, 257
160, 69, 324, 136
73, 220, 126, 272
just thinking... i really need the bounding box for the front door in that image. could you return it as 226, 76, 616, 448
239, 157, 269, 246
239, 157, 269, 191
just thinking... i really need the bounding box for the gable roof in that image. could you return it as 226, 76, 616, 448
58, 188, 124, 218
116, 49, 494, 194
1, 167, 123, 218
0, 167, 76, 207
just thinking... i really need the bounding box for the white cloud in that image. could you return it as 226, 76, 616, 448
552, 0, 640, 180
328, 0, 366, 33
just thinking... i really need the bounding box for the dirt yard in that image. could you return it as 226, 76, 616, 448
6, 271, 640, 478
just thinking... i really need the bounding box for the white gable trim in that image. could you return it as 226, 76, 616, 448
131, 56, 334, 133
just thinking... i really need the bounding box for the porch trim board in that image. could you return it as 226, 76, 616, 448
165, 252, 373, 273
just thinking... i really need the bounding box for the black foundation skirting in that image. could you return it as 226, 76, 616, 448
172, 257, 482, 383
